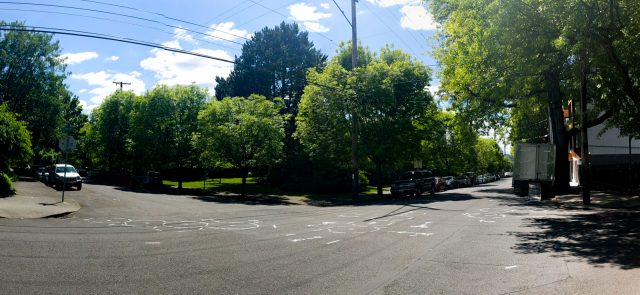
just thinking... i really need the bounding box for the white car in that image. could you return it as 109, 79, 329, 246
47, 164, 82, 190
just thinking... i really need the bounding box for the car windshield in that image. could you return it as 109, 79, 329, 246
55, 166, 77, 173
400, 172, 415, 180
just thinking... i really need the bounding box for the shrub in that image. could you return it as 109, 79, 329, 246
0, 172, 15, 197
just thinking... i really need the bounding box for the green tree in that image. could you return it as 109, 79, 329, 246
197, 94, 285, 196
0, 103, 32, 196
0, 21, 84, 163
432, 0, 640, 194
297, 45, 435, 196
0, 103, 33, 173
214, 22, 327, 186
82, 91, 136, 175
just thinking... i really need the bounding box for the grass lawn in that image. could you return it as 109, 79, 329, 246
163, 178, 388, 206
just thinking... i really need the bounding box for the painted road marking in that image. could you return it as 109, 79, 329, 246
326, 240, 341, 245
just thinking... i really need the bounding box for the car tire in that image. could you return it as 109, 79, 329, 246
76, 183, 82, 191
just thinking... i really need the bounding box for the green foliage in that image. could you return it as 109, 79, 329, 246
196, 94, 285, 181
420, 111, 479, 176
214, 22, 326, 116
0, 103, 33, 172
476, 137, 510, 173
297, 44, 434, 194
0, 21, 84, 163
0, 172, 14, 197
82, 90, 136, 174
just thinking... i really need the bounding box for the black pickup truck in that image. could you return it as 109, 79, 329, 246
390, 170, 437, 197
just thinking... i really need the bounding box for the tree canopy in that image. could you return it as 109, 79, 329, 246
0, 21, 86, 163
197, 94, 285, 196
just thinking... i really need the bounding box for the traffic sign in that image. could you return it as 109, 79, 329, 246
59, 136, 76, 152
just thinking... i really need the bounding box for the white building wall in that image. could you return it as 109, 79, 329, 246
588, 123, 640, 155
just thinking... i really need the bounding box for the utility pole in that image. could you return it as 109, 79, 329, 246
350, 0, 359, 199
113, 81, 131, 91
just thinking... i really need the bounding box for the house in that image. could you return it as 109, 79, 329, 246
565, 101, 640, 189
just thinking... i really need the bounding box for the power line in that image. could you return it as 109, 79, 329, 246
359, 1, 422, 57
74, 0, 250, 41
0, 8, 241, 52
332, 0, 351, 27
0, 25, 237, 63
0, 1, 245, 44
241, 0, 339, 47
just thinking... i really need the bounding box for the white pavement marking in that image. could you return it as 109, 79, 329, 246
505, 265, 518, 270
326, 240, 341, 245
289, 236, 322, 242
145, 241, 161, 245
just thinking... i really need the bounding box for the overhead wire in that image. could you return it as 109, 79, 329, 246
0, 7, 241, 51
0, 1, 245, 45
359, 0, 423, 57
74, 0, 250, 41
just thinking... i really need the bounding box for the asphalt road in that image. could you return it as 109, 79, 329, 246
1, 179, 638, 294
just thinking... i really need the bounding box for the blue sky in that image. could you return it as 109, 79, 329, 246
3, 0, 441, 113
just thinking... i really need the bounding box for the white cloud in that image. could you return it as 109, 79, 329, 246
162, 39, 182, 49
78, 89, 88, 94
106, 55, 120, 61
400, 5, 439, 31
320, 3, 330, 9
139, 45, 233, 93
289, 2, 332, 32
174, 27, 196, 43
289, 3, 332, 21
71, 71, 145, 112
366, 0, 420, 8
302, 21, 331, 33
206, 22, 250, 42
60, 51, 99, 65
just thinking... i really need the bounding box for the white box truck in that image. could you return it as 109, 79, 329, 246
512, 143, 556, 197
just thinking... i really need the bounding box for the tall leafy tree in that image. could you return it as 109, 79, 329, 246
0, 103, 33, 173
297, 45, 435, 196
0, 21, 84, 163
197, 94, 285, 196
82, 91, 136, 175
214, 22, 327, 185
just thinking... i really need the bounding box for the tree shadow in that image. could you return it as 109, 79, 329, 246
510, 210, 640, 269
190, 194, 300, 206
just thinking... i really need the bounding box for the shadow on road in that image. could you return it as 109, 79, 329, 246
510, 210, 640, 269
190, 194, 300, 206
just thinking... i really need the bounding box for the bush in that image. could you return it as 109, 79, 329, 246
0, 172, 15, 197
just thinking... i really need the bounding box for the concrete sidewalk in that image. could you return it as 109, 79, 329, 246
554, 189, 640, 210
0, 181, 80, 219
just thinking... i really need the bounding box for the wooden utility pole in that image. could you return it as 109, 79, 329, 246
350, 0, 359, 198
113, 81, 131, 90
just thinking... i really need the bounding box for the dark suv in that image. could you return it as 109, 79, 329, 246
390, 170, 437, 197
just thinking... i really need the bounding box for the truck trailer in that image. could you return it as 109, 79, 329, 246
512, 143, 556, 198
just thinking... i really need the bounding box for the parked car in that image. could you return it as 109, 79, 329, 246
464, 172, 478, 185
390, 171, 419, 197
442, 176, 456, 189
36, 167, 48, 182
47, 164, 82, 190
503, 171, 513, 178
477, 174, 485, 184
454, 175, 471, 187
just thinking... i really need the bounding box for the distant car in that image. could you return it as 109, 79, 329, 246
442, 176, 456, 189
464, 172, 478, 185
454, 175, 471, 187
47, 164, 82, 190
477, 174, 485, 184
504, 171, 513, 178
36, 167, 47, 182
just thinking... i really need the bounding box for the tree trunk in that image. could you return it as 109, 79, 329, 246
546, 71, 570, 196
374, 157, 383, 197
241, 168, 247, 197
